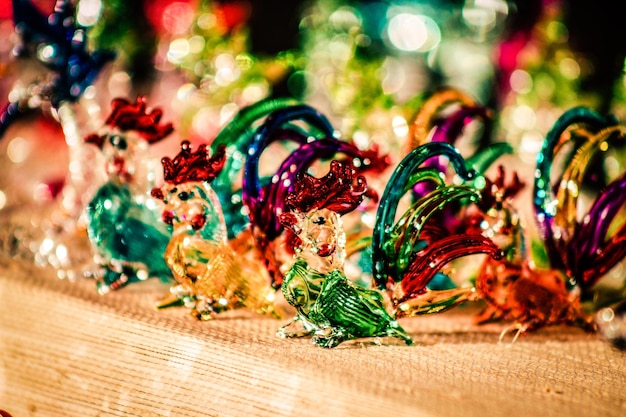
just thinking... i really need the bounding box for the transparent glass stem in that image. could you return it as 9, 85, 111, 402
34, 101, 100, 278
57, 101, 98, 224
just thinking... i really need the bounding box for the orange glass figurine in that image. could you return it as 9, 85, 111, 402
473, 166, 596, 340
152, 141, 278, 319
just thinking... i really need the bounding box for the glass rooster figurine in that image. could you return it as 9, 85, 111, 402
533, 107, 626, 293
530, 107, 626, 344
152, 141, 278, 319
373, 140, 598, 341
2, 0, 115, 270
278, 160, 413, 348
372, 142, 503, 317
1, 0, 115, 138
242, 104, 388, 289
473, 165, 596, 340
84, 97, 174, 293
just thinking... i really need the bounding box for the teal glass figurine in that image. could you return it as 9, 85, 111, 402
279, 160, 413, 348
152, 141, 278, 319
84, 97, 174, 293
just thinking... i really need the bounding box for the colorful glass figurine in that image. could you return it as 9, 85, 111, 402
84, 97, 174, 293
279, 160, 413, 348
152, 141, 278, 319
473, 166, 596, 340
372, 142, 503, 318
533, 107, 626, 292
1, 0, 115, 272
373, 140, 597, 340
209, 98, 306, 239
242, 105, 353, 286
1, 0, 115, 137
243, 105, 388, 289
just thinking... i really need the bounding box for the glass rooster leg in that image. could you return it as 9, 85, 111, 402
498, 322, 530, 344
276, 315, 317, 339
157, 285, 232, 321
94, 261, 153, 294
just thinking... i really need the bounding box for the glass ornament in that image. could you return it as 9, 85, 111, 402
278, 160, 413, 348
2, 0, 115, 136
240, 104, 337, 287
242, 104, 388, 289
209, 97, 300, 239
533, 107, 626, 291
372, 141, 501, 301
1, 0, 114, 273
84, 97, 174, 293
373, 140, 597, 339
473, 166, 596, 340
153, 141, 278, 319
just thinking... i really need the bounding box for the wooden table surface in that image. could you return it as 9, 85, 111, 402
1, 250, 624, 417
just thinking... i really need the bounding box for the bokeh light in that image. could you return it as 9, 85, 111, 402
162, 2, 195, 35
386, 13, 440, 53
77, 0, 102, 27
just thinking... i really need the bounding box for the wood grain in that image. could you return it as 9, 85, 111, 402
0, 256, 625, 417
